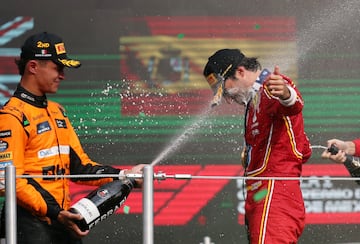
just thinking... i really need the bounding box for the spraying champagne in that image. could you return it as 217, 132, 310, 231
328, 144, 360, 185
70, 178, 135, 231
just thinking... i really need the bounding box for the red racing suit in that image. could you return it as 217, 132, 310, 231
352, 139, 360, 156
243, 74, 312, 244
0, 86, 121, 222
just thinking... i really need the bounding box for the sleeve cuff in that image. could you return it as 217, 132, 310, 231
47, 206, 62, 220
279, 86, 297, 107
353, 139, 360, 156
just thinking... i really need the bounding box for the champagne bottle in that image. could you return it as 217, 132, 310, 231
328, 144, 360, 185
70, 178, 135, 231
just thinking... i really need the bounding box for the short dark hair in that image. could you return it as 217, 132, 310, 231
203, 49, 262, 80
237, 57, 262, 73
15, 58, 28, 76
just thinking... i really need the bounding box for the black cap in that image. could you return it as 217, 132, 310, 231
20, 32, 81, 68
203, 49, 245, 106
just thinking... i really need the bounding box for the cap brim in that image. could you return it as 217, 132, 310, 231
205, 72, 224, 107
56, 58, 81, 68
210, 82, 223, 107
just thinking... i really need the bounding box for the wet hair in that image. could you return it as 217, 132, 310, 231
220, 57, 262, 80
239, 57, 262, 72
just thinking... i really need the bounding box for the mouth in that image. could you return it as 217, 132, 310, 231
225, 87, 254, 105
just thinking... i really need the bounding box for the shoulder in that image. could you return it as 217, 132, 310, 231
0, 97, 24, 121
47, 100, 68, 117
47, 100, 62, 109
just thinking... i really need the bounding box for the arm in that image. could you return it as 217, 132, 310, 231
352, 139, 360, 156
265, 66, 304, 116
321, 138, 356, 163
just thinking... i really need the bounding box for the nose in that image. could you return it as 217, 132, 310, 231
58, 66, 65, 79
59, 71, 65, 80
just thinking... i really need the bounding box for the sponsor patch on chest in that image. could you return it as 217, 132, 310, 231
37, 121, 51, 134
55, 119, 67, 128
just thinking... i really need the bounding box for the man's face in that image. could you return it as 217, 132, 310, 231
223, 68, 258, 105
34, 60, 65, 95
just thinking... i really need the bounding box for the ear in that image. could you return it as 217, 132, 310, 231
27, 60, 38, 74
236, 66, 246, 78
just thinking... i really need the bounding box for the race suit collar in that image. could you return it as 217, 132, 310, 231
13, 85, 48, 108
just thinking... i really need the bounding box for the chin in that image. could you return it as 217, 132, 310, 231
49, 89, 58, 94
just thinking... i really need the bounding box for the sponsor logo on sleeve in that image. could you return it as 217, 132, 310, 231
0, 130, 11, 138
0, 161, 12, 169
0, 152, 12, 161
0, 141, 8, 152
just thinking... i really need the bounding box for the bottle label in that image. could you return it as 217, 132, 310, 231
72, 198, 100, 224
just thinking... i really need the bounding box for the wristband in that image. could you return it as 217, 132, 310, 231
279, 86, 296, 106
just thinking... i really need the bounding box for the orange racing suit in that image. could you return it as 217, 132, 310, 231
0, 85, 121, 222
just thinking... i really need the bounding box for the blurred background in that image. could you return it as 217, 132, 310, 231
1, 0, 360, 243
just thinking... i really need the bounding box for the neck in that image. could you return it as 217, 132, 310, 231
14, 85, 48, 108
19, 76, 44, 96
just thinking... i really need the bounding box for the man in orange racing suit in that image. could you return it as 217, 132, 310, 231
0, 32, 145, 244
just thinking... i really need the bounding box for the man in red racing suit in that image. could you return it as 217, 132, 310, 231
243, 72, 311, 244
203, 49, 312, 243
0, 32, 145, 244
